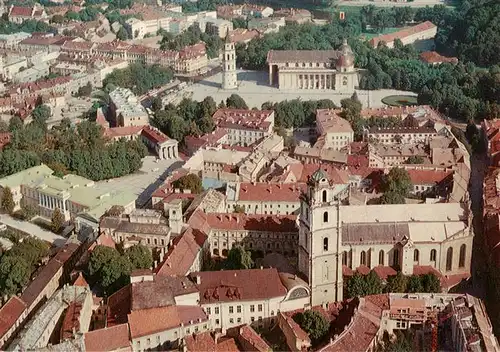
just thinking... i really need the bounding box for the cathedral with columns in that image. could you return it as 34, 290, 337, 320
266, 40, 360, 91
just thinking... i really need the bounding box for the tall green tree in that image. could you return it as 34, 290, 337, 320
406, 275, 424, 293
226, 94, 248, 109
0, 256, 30, 295
125, 245, 153, 270
385, 272, 408, 293
172, 174, 203, 194
224, 245, 254, 270
381, 167, 412, 203
51, 208, 65, 233
293, 310, 330, 343
31, 105, 51, 126
87, 245, 132, 295
1, 187, 15, 214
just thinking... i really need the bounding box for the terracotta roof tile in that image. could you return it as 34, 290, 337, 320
213, 109, 273, 131
299, 164, 350, 184
0, 296, 26, 339
372, 266, 397, 280
73, 272, 89, 287
237, 182, 306, 202
190, 268, 287, 304
106, 285, 131, 327
370, 21, 436, 47
155, 228, 207, 277
316, 109, 354, 134
235, 324, 271, 352
128, 305, 208, 339
84, 323, 131, 351
141, 125, 169, 144
420, 51, 458, 64
205, 213, 297, 233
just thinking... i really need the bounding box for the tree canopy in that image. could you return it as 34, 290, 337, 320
226, 94, 248, 109
224, 245, 254, 270
87, 245, 132, 295
160, 25, 222, 59
125, 244, 153, 270
380, 167, 412, 204
172, 174, 203, 194
51, 208, 65, 234
293, 310, 330, 343
346, 271, 383, 298
0, 119, 148, 181
103, 63, 174, 96
1, 187, 15, 214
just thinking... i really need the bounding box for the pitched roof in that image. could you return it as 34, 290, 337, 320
185, 332, 240, 352
0, 296, 26, 338
128, 305, 208, 339
406, 169, 452, 185
190, 268, 287, 304
73, 272, 89, 287
267, 49, 340, 64
205, 213, 298, 233
299, 164, 350, 184
155, 228, 207, 277
237, 182, 306, 202
83, 323, 131, 351
316, 109, 354, 134
370, 21, 436, 47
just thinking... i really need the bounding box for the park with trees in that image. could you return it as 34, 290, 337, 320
0, 117, 147, 181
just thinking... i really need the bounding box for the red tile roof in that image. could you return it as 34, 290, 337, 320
213, 109, 273, 131
299, 164, 350, 184
185, 332, 240, 352
84, 323, 131, 351
370, 21, 436, 47
128, 305, 208, 339
179, 42, 206, 59
237, 182, 306, 202
0, 296, 26, 339
205, 213, 297, 233
237, 324, 272, 351
103, 126, 144, 139
61, 301, 83, 340
155, 228, 207, 277
141, 125, 169, 145
73, 272, 89, 287
316, 109, 353, 134
372, 266, 397, 280
228, 29, 261, 43
406, 169, 452, 185
190, 268, 287, 304
280, 312, 310, 342
420, 51, 458, 64
106, 285, 131, 327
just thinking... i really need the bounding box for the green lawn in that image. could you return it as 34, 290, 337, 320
381, 95, 419, 107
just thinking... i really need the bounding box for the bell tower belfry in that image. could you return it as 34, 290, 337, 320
298, 166, 344, 305
222, 29, 237, 90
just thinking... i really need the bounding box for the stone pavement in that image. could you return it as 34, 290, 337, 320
0, 214, 66, 246
96, 156, 183, 208
189, 70, 417, 109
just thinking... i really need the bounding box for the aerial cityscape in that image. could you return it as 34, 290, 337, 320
0, 0, 498, 351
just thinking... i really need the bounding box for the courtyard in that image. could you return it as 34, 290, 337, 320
188, 70, 417, 109
95, 156, 183, 208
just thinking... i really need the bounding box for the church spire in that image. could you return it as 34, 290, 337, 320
225, 28, 231, 44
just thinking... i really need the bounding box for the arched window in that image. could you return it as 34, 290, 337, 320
360, 251, 366, 266
459, 244, 466, 268
323, 237, 329, 251
414, 249, 419, 262
379, 250, 384, 265
322, 190, 327, 203
323, 211, 328, 223
393, 249, 400, 267
430, 249, 437, 262
446, 247, 453, 271
342, 251, 348, 266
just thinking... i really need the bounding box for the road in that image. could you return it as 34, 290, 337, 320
0, 214, 66, 246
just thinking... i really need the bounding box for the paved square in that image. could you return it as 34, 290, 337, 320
188, 70, 417, 109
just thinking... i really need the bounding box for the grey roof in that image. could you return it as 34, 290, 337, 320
267, 49, 340, 64
341, 222, 410, 245
116, 221, 170, 236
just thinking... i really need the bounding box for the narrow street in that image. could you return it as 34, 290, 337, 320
468, 152, 488, 298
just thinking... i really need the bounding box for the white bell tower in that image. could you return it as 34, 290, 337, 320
298, 167, 344, 305
222, 29, 237, 90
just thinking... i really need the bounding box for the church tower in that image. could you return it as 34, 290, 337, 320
298, 167, 344, 305
222, 29, 237, 90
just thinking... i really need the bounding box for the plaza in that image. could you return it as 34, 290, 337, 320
188, 69, 417, 108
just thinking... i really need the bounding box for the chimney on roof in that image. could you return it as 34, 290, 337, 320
196, 275, 201, 284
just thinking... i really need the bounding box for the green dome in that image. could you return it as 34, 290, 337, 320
311, 167, 328, 183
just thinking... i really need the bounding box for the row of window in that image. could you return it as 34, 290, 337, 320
206, 304, 264, 315
212, 232, 297, 239
340, 245, 467, 271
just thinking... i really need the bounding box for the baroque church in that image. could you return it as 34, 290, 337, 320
298, 167, 473, 305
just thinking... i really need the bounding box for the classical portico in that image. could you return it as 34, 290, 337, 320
159, 144, 179, 160
38, 191, 70, 220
